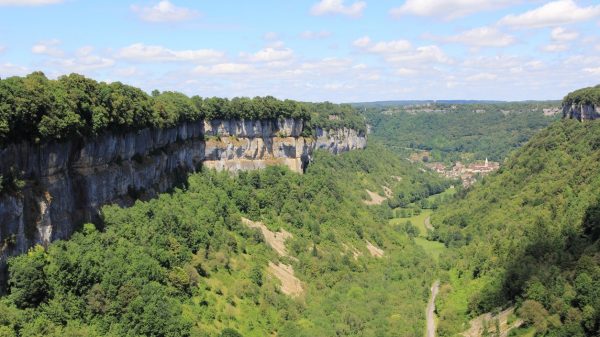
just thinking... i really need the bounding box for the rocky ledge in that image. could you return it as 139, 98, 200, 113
0, 118, 366, 267
563, 103, 600, 121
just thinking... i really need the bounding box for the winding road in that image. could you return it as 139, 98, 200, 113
427, 280, 440, 337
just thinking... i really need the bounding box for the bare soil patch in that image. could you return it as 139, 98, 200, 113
462, 307, 523, 337
268, 261, 304, 297
363, 189, 387, 205
342, 243, 362, 260
242, 217, 292, 257
366, 240, 384, 257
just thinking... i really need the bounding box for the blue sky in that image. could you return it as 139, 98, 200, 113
0, 0, 599, 102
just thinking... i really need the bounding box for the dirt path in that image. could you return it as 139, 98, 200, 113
424, 216, 433, 231
427, 281, 440, 337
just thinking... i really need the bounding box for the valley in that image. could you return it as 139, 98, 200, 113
0, 73, 598, 337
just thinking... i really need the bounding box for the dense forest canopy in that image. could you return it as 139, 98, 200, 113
431, 120, 600, 336
363, 104, 557, 163
0, 144, 450, 337
563, 85, 600, 106
0, 72, 365, 145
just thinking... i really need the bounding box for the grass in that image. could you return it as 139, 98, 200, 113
390, 209, 432, 237
508, 327, 536, 337
414, 238, 446, 261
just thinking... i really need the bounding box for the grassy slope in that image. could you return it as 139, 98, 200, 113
432, 120, 600, 336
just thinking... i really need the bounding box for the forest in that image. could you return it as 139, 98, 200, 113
563, 85, 600, 106
430, 120, 600, 337
0, 72, 364, 145
363, 104, 558, 163
0, 144, 450, 337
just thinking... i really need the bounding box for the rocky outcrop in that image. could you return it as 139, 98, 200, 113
563, 103, 600, 121
0, 118, 366, 267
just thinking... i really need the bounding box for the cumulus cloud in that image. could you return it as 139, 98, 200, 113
300, 30, 332, 40
583, 67, 600, 75
391, 0, 517, 20
242, 47, 294, 63
466, 72, 498, 81
31, 39, 64, 57
49, 46, 115, 72
0, 0, 62, 5
542, 43, 569, 52
310, 0, 366, 18
353, 36, 449, 65
442, 26, 515, 47
353, 36, 412, 53
194, 63, 255, 75
386, 45, 451, 64
551, 27, 579, 42
116, 43, 224, 63
131, 1, 199, 23
0, 63, 29, 76
499, 0, 600, 28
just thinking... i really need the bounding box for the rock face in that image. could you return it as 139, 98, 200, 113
563, 103, 600, 121
0, 118, 366, 266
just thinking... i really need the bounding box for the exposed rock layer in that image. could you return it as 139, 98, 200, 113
0, 118, 366, 265
563, 103, 600, 120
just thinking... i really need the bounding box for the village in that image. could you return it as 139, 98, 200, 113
409, 151, 500, 187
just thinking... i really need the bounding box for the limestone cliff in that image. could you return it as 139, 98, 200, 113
0, 118, 366, 264
562, 103, 600, 120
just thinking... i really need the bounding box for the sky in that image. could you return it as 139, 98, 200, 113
0, 0, 599, 102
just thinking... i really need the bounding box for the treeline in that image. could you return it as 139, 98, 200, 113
0, 72, 364, 145
431, 120, 600, 337
364, 104, 557, 163
563, 85, 600, 106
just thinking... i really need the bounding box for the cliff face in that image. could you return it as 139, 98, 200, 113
0, 118, 366, 263
563, 103, 600, 120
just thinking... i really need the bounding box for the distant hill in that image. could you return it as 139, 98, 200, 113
350, 100, 559, 108
432, 119, 600, 336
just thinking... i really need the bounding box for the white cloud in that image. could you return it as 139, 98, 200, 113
550, 27, 579, 42
310, 0, 366, 18
443, 26, 516, 47
385, 45, 451, 64
0, 63, 29, 76
300, 30, 332, 40
353, 36, 412, 53
194, 63, 255, 75
31, 39, 64, 57
499, 0, 600, 28
116, 43, 224, 63
0, 0, 62, 6
583, 67, 600, 75
131, 1, 198, 23
242, 47, 294, 63
0, 46, 5, 54
466, 72, 498, 81
352, 36, 371, 48
354, 36, 450, 65
49, 46, 115, 72
394, 68, 417, 76
542, 43, 568, 52
391, 0, 517, 20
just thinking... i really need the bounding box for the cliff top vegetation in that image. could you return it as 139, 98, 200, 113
563, 85, 600, 106
0, 72, 365, 145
